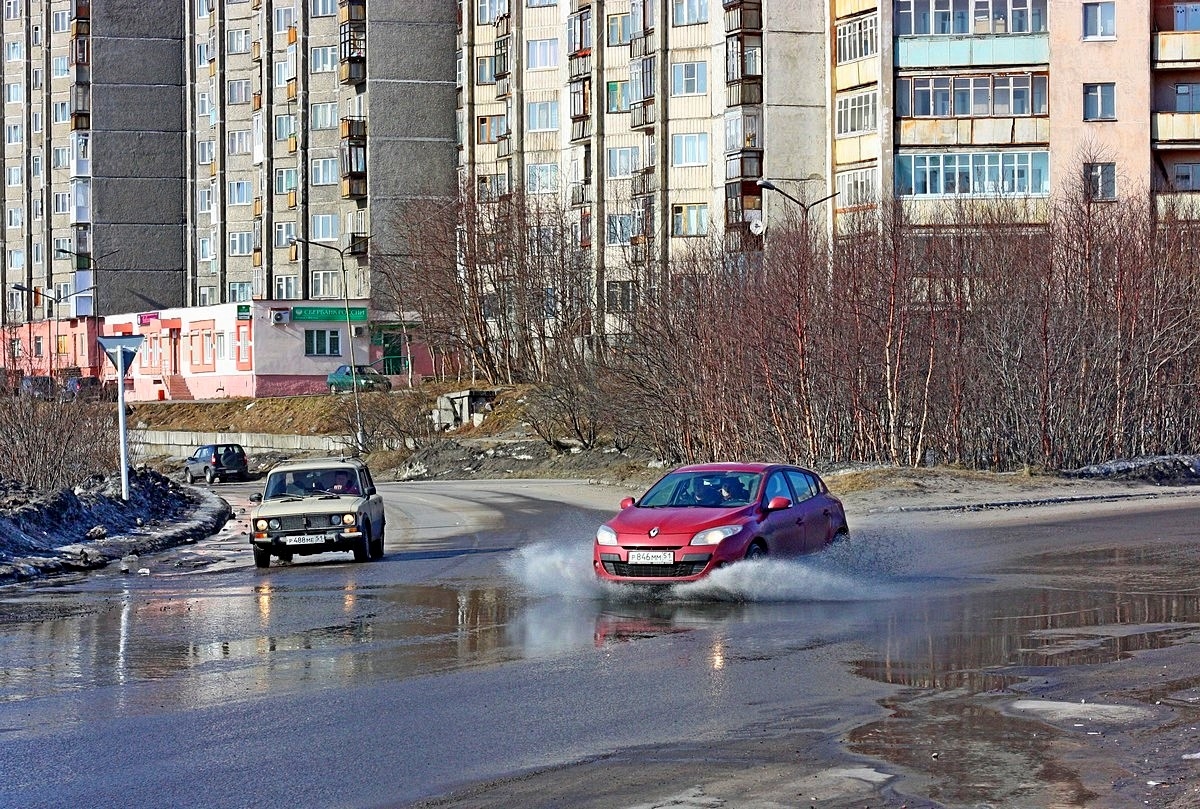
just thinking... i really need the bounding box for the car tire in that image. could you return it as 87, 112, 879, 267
353, 525, 371, 563
184, 468, 195, 484
277, 551, 293, 564
369, 525, 384, 561
253, 546, 272, 569
745, 541, 768, 561
204, 467, 215, 485
329, 384, 339, 395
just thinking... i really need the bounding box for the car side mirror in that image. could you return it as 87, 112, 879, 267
619, 496, 635, 509
765, 495, 792, 511
249, 493, 262, 504
365, 486, 376, 496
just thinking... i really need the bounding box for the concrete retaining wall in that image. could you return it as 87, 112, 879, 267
137, 429, 355, 460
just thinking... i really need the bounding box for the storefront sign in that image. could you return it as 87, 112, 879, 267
237, 304, 252, 321
291, 306, 368, 322
137, 312, 159, 326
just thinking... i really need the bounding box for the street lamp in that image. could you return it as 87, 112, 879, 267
291, 235, 368, 451
756, 177, 839, 218
11, 282, 96, 379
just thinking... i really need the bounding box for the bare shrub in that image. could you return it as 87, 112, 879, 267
0, 398, 123, 491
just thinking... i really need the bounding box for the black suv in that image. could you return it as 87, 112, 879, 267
183, 444, 249, 484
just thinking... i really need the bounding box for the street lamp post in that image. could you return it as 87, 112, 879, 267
11, 282, 96, 380
756, 177, 839, 220
291, 236, 367, 451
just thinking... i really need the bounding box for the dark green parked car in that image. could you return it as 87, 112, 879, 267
326, 364, 392, 394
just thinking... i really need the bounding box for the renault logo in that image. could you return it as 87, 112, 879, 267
649, 527, 659, 537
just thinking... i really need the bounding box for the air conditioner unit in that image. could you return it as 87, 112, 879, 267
271, 310, 290, 324
353, 325, 366, 337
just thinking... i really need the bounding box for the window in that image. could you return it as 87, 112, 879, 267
836, 167, 878, 206
310, 102, 338, 129
228, 79, 252, 104
476, 56, 496, 84
4, 82, 21, 103
526, 39, 558, 69
528, 0, 555, 6
52, 146, 69, 167
607, 214, 633, 244
227, 28, 251, 53
275, 221, 296, 247
6, 41, 24, 61
229, 231, 254, 256
198, 236, 212, 260
304, 329, 341, 356
51, 56, 67, 77
311, 0, 336, 16
672, 0, 707, 25
526, 100, 559, 130
228, 180, 253, 204
1177, 83, 1200, 113
52, 9, 69, 31
227, 129, 252, 154
274, 58, 289, 87
897, 73, 1047, 117
197, 92, 210, 116
608, 13, 632, 45
896, 0, 1047, 35
671, 62, 707, 95
1174, 163, 1200, 190
275, 114, 296, 141
607, 146, 639, 177
310, 213, 339, 241
311, 46, 337, 72
275, 6, 295, 29
526, 163, 559, 193
606, 280, 636, 313
197, 140, 215, 164
4, 0, 18, 19
478, 0, 506, 24
6, 166, 21, 185
197, 287, 216, 306
197, 185, 212, 213
894, 150, 1051, 196
477, 114, 506, 143
275, 274, 299, 299
726, 33, 762, 82
671, 203, 709, 236
311, 271, 340, 297
836, 91, 877, 135
1083, 83, 1115, 120
7, 207, 22, 228
607, 80, 630, 112
671, 132, 709, 166
312, 157, 339, 184
1083, 1, 1115, 38
1086, 162, 1116, 200
226, 282, 251, 303
5, 123, 22, 144
274, 167, 298, 193
837, 15, 878, 63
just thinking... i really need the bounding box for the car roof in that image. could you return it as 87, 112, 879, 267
672, 462, 810, 475
266, 456, 368, 473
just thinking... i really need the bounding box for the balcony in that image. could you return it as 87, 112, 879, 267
725, 149, 763, 181
1153, 111, 1200, 147
568, 51, 591, 80
631, 30, 657, 58
287, 189, 298, 209
339, 21, 366, 85
209, 160, 218, 178
71, 18, 89, 36
339, 0, 365, 23
723, 0, 762, 32
1154, 31, 1200, 68
339, 60, 365, 84
570, 183, 593, 206
495, 76, 511, 99
495, 13, 509, 36
251, 0, 260, 8
287, 133, 298, 153
341, 175, 366, 199
252, 91, 262, 110
570, 118, 592, 142
253, 248, 263, 267
631, 100, 656, 130
571, 0, 590, 10
349, 233, 369, 255
253, 196, 263, 216
288, 242, 299, 261
497, 135, 513, 157
340, 116, 366, 139
72, 0, 89, 19
70, 111, 90, 131
727, 78, 763, 107
251, 41, 261, 61
286, 78, 297, 100
631, 170, 657, 197
896, 32, 1049, 69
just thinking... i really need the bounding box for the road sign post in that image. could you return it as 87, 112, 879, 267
98, 336, 145, 501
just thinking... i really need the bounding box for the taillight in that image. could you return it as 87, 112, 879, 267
211, 453, 219, 464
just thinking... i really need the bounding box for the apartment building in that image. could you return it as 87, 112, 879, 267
1, 0, 187, 377
186, 0, 458, 352
455, 0, 830, 330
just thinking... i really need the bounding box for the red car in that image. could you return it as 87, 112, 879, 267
594, 463, 849, 584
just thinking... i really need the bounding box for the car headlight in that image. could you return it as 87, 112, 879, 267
690, 525, 742, 546
596, 525, 618, 546
255, 518, 268, 531
268, 518, 281, 530
341, 514, 355, 526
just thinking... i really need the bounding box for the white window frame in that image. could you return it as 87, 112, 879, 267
670, 132, 709, 166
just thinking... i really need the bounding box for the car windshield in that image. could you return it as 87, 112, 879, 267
263, 468, 361, 499
638, 471, 762, 508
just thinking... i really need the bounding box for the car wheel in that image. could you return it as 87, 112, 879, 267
745, 541, 768, 561
184, 468, 195, 484
204, 467, 215, 484
369, 525, 385, 561
353, 523, 372, 562
253, 546, 272, 569
277, 551, 293, 564
329, 383, 339, 395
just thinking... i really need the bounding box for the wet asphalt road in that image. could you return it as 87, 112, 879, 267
1, 481, 1199, 809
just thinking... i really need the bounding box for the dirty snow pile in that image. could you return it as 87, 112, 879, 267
0, 468, 231, 585
1065, 454, 1200, 485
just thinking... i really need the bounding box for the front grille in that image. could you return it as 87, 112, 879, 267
604, 561, 709, 578
279, 514, 338, 531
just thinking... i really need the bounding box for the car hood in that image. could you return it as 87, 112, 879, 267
608, 505, 752, 544
253, 495, 364, 518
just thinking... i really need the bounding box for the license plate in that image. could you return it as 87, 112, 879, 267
286, 535, 326, 545
628, 550, 673, 565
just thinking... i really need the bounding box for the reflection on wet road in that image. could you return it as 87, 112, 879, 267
1, 482, 1199, 809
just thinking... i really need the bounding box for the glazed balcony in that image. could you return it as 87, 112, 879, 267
1154, 31, 1200, 69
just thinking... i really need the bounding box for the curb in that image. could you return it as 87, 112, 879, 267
884, 486, 1199, 513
